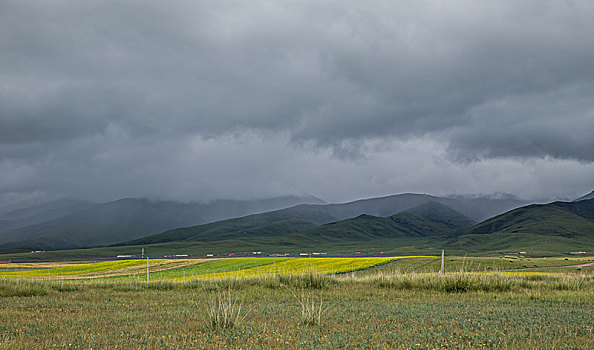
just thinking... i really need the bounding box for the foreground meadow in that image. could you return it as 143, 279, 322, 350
1, 257, 593, 349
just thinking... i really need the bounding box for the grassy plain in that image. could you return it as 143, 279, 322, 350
1, 257, 593, 349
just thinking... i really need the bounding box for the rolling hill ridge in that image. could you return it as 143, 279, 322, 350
0, 197, 591, 259
0, 193, 524, 251
449, 198, 594, 253
112, 198, 594, 256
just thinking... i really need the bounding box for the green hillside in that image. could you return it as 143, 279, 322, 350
114, 193, 524, 248
123, 202, 473, 246
463, 199, 594, 237
0, 192, 525, 251
450, 199, 594, 254
281, 202, 474, 244
122, 205, 337, 245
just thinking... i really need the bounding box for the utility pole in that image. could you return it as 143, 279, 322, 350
439, 250, 445, 275
146, 257, 149, 283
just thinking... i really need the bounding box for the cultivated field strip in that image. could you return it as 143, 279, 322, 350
2, 256, 591, 282
168, 256, 433, 281
0, 259, 207, 279
57, 259, 211, 279
146, 257, 289, 280
0, 261, 90, 271
0, 257, 431, 281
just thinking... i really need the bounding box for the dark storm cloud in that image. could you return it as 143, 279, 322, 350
447, 84, 594, 161
1, 0, 593, 205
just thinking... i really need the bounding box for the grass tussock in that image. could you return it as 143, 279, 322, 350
373, 274, 514, 292
278, 273, 337, 289
204, 289, 246, 330
51, 281, 85, 292
295, 292, 327, 326
0, 279, 51, 297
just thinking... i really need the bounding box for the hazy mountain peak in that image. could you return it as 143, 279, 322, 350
400, 201, 476, 229
445, 192, 522, 201
574, 190, 594, 202
0, 198, 94, 221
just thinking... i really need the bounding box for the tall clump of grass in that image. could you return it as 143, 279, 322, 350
146, 281, 176, 290
202, 277, 247, 292
373, 273, 519, 293
295, 291, 327, 326
204, 289, 246, 330
551, 275, 586, 291
278, 272, 336, 289
51, 280, 85, 292
0, 278, 51, 297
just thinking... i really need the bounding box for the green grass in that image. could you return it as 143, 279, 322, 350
0, 272, 592, 349
452, 200, 594, 255
352, 256, 594, 276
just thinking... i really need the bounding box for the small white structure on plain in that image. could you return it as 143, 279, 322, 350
439, 250, 445, 275
146, 257, 149, 283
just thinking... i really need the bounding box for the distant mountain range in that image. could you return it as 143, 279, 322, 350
122, 197, 593, 256
303, 193, 525, 223
123, 193, 521, 246
1, 191, 592, 256
0, 195, 324, 250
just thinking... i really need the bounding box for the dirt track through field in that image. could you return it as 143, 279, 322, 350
1, 259, 210, 280
57, 259, 211, 279
505, 262, 594, 271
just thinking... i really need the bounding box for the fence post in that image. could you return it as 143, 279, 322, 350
146, 257, 149, 283
439, 250, 445, 275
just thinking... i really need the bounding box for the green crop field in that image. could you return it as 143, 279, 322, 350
1, 256, 592, 349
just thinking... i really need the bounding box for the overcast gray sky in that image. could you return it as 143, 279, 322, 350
1, 0, 593, 208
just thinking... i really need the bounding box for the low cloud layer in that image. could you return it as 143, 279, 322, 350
1, 0, 593, 208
